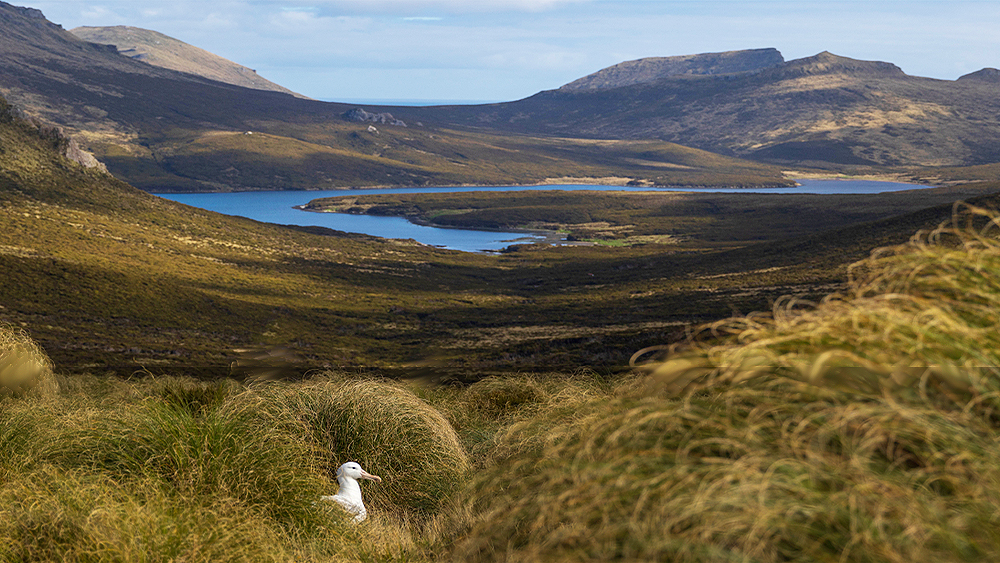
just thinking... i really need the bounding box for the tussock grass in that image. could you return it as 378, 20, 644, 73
450, 380, 1000, 562
250, 375, 470, 518
445, 204, 1000, 562
642, 203, 1000, 397
0, 468, 293, 562
438, 373, 612, 462
62, 397, 333, 533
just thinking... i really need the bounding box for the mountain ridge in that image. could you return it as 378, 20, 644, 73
412, 50, 1000, 168
70, 26, 308, 99
560, 48, 785, 91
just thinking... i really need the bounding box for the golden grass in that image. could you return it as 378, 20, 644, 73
450, 379, 1000, 562
445, 204, 1000, 562
641, 203, 1000, 399
248, 375, 470, 518
6, 205, 1000, 561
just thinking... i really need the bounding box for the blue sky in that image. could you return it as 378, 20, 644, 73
14, 0, 1000, 103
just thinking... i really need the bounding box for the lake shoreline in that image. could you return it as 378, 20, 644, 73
158, 179, 945, 252
294, 204, 591, 248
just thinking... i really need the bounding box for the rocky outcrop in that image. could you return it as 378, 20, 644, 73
1, 101, 106, 171
958, 68, 1000, 83
560, 48, 785, 91
342, 108, 407, 127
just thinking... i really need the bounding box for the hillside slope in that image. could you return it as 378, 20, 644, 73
0, 92, 785, 373
415, 51, 1000, 168
7, 88, 995, 374
70, 25, 308, 99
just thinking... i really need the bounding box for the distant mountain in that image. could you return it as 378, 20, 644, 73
958, 67, 1000, 83
0, 2, 790, 191
415, 50, 1000, 168
561, 48, 784, 91
70, 26, 308, 99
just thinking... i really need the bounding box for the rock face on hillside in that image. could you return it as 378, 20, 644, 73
343, 108, 407, 127
70, 26, 308, 99
561, 48, 785, 91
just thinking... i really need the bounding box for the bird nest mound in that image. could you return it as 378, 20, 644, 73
251, 376, 469, 517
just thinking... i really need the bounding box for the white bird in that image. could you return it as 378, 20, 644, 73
320, 461, 382, 522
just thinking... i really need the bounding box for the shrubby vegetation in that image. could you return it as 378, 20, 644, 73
5, 205, 1000, 561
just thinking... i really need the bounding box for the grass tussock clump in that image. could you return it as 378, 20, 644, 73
250, 375, 470, 518
450, 381, 1000, 562
0, 325, 56, 398
642, 203, 1000, 398
63, 396, 334, 533
0, 467, 293, 562
446, 204, 1000, 562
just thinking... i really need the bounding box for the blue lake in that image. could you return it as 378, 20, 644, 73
155, 179, 931, 253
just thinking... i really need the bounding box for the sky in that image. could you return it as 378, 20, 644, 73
13, 0, 1000, 103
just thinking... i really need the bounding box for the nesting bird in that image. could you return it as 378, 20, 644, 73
320, 461, 382, 522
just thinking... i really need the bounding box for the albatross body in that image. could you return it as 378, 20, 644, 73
320, 461, 382, 522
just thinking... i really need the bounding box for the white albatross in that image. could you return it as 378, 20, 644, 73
320, 461, 382, 522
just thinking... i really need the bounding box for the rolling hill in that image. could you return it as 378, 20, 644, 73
412, 50, 1000, 168
69, 25, 308, 99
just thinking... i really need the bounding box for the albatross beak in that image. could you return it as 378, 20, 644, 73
360, 470, 382, 483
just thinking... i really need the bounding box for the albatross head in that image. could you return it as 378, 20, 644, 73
337, 461, 382, 483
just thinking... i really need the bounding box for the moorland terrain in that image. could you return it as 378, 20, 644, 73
4, 1, 1000, 561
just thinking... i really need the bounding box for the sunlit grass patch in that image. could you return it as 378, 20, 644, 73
449, 379, 1000, 562
0, 467, 296, 563
641, 203, 1000, 398
57, 395, 333, 534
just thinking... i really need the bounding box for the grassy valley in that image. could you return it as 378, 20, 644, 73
6, 192, 1000, 561
7, 3, 1000, 560
5, 89, 995, 375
